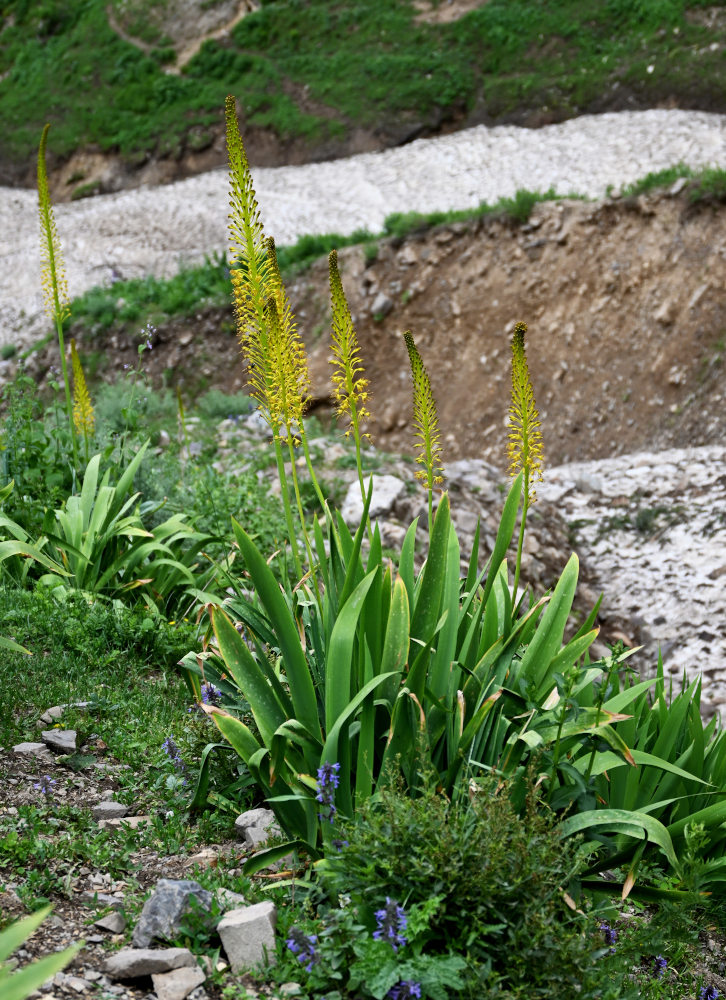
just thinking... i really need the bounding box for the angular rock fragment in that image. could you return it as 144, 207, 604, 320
94, 912, 127, 934
151, 965, 205, 1000
41, 729, 77, 753
91, 801, 129, 821
132, 879, 214, 948
234, 808, 280, 849
105, 947, 196, 979
217, 902, 277, 972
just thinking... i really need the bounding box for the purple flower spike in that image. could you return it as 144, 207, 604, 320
315, 761, 340, 823
286, 927, 318, 972
33, 775, 56, 795
652, 955, 667, 979
387, 982, 422, 1000
373, 898, 408, 952
200, 681, 222, 705
700, 986, 720, 1000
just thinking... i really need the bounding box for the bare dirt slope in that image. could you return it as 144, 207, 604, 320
51, 184, 726, 471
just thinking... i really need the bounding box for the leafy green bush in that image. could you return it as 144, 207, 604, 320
322, 771, 603, 999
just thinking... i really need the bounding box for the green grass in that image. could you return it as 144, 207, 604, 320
2, 0, 726, 170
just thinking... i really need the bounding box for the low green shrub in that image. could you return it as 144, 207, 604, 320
323, 770, 601, 999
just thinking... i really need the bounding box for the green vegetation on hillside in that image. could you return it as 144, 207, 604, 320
1, 0, 726, 171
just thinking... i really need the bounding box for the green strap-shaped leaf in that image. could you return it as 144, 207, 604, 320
560, 807, 677, 868
410, 493, 451, 644
481, 472, 522, 607
1, 945, 82, 1000
325, 569, 377, 732
518, 553, 579, 694
212, 606, 291, 747
399, 517, 418, 611
202, 705, 264, 765
232, 518, 320, 740
323, 672, 400, 765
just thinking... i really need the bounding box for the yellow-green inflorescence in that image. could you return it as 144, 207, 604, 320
507, 320, 544, 608
225, 96, 310, 441
404, 331, 444, 530
507, 321, 543, 502
329, 249, 371, 499
70, 339, 94, 439
224, 94, 323, 578
37, 125, 70, 326
38, 123, 78, 469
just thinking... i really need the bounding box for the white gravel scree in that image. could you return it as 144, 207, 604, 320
2, 109, 726, 351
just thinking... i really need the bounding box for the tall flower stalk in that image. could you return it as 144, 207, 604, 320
329, 249, 371, 505
404, 332, 444, 534
38, 124, 78, 470
225, 95, 313, 578
70, 339, 94, 465
507, 321, 544, 608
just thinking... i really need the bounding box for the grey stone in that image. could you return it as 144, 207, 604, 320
217, 902, 277, 972
41, 730, 77, 753
39, 706, 64, 725
370, 291, 393, 318
39, 702, 91, 725
91, 801, 129, 821
12, 742, 53, 759
340, 474, 406, 526
83, 887, 116, 903
234, 808, 281, 850
132, 879, 214, 948
105, 948, 196, 979
244, 411, 269, 437
98, 815, 150, 832
214, 887, 247, 912
95, 912, 127, 934
65, 977, 92, 993
151, 966, 205, 1000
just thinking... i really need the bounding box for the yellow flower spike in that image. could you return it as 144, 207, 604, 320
37, 124, 69, 325
38, 123, 78, 470
507, 321, 544, 502
328, 249, 371, 437
70, 339, 95, 439
404, 331, 444, 531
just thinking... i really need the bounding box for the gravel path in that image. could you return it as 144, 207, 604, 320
3, 108, 726, 351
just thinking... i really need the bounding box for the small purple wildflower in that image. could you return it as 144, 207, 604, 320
286, 927, 318, 972
700, 986, 720, 1000
200, 681, 222, 705
162, 735, 185, 772
316, 761, 340, 823
33, 775, 56, 795
373, 898, 408, 952
598, 920, 617, 953
387, 982, 421, 1000
331, 838, 349, 852
652, 955, 667, 979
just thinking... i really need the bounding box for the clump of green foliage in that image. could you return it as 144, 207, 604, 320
323, 770, 601, 999
3, 1, 726, 170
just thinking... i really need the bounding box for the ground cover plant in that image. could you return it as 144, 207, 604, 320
2, 0, 726, 173
4, 103, 726, 1000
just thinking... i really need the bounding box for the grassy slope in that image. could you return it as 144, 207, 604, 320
1, 0, 726, 168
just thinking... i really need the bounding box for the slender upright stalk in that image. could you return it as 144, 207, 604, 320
403, 332, 444, 536
37, 124, 78, 471
329, 250, 372, 509
507, 322, 543, 614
